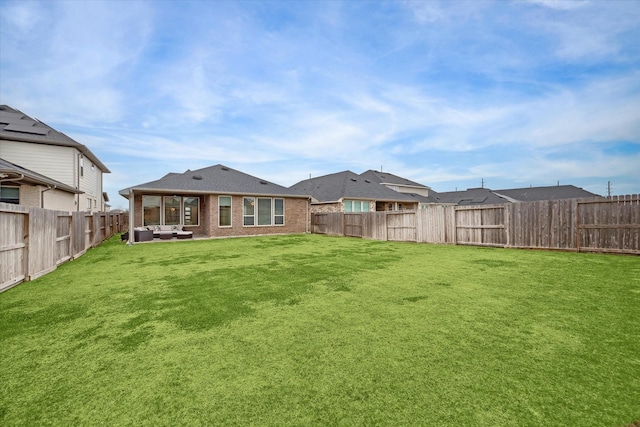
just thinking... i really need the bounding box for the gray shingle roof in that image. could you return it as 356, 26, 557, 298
360, 170, 430, 189
119, 164, 309, 198
436, 185, 600, 205
0, 105, 110, 173
0, 157, 82, 194
435, 188, 508, 205
493, 185, 598, 202
290, 170, 436, 204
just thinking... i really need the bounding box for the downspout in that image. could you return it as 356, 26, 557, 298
40, 185, 57, 208
77, 153, 82, 211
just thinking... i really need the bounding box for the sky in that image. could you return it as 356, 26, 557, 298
1, 0, 639, 209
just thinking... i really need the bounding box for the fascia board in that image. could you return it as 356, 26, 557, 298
123, 187, 310, 199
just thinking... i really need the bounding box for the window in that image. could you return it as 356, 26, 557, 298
243, 197, 255, 226
143, 195, 161, 225
344, 200, 370, 213
164, 196, 181, 225
219, 196, 231, 227
0, 186, 19, 204
143, 195, 199, 226
274, 198, 284, 225
184, 197, 200, 226
243, 197, 285, 226
80, 156, 84, 177
87, 198, 92, 210
257, 198, 272, 225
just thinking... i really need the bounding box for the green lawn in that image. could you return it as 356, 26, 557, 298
1, 234, 638, 426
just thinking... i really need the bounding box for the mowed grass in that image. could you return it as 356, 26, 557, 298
1, 234, 639, 426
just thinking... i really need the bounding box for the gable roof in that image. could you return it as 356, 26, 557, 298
436, 184, 599, 205
492, 185, 598, 202
435, 188, 508, 206
360, 170, 431, 190
0, 157, 82, 194
290, 170, 437, 204
0, 105, 110, 173
119, 164, 308, 198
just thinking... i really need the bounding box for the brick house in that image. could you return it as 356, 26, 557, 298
119, 164, 310, 240
289, 170, 439, 213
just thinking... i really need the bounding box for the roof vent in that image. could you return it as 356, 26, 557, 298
364, 179, 371, 183
192, 175, 203, 180
351, 178, 357, 182
221, 166, 229, 171
260, 180, 268, 185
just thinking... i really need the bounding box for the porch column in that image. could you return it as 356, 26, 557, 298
128, 188, 135, 244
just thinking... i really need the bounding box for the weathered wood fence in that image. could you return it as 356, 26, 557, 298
312, 195, 640, 255
0, 202, 128, 292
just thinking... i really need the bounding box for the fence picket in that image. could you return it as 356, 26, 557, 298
0, 202, 128, 292
311, 195, 640, 255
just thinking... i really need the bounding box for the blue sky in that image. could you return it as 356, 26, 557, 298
1, 0, 639, 209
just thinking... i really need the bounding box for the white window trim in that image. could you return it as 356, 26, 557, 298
344, 199, 371, 213
274, 198, 285, 226
257, 197, 272, 226
242, 196, 285, 227
243, 197, 255, 226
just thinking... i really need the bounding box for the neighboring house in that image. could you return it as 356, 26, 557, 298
0, 105, 110, 212
289, 170, 439, 213
436, 185, 599, 206
0, 158, 82, 209
119, 164, 310, 240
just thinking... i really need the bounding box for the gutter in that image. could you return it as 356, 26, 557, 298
119, 187, 311, 199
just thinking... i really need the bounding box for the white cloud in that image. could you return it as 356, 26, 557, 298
0, 0, 153, 124
525, 0, 589, 11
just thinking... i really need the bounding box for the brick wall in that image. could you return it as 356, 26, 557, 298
207, 195, 308, 237
133, 193, 309, 237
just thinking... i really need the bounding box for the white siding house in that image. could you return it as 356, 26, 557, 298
0, 105, 110, 212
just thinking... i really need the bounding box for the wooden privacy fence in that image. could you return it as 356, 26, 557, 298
0, 202, 128, 292
311, 195, 640, 255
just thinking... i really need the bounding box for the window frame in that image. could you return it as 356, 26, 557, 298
218, 196, 232, 227
242, 196, 285, 227
257, 197, 272, 226
143, 195, 162, 225
344, 199, 370, 213
163, 196, 181, 226
0, 186, 19, 204
274, 198, 284, 226
243, 197, 255, 226
184, 197, 200, 226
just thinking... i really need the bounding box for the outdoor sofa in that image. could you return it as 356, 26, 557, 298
133, 225, 193, 241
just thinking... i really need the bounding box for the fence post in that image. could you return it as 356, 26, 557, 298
575, 199, 580, 252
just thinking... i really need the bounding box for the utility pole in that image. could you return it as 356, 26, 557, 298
481, 178, 485, 189
607, 181, 611, 197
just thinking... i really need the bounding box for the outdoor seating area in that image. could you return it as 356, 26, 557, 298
133, 225, 193, 242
